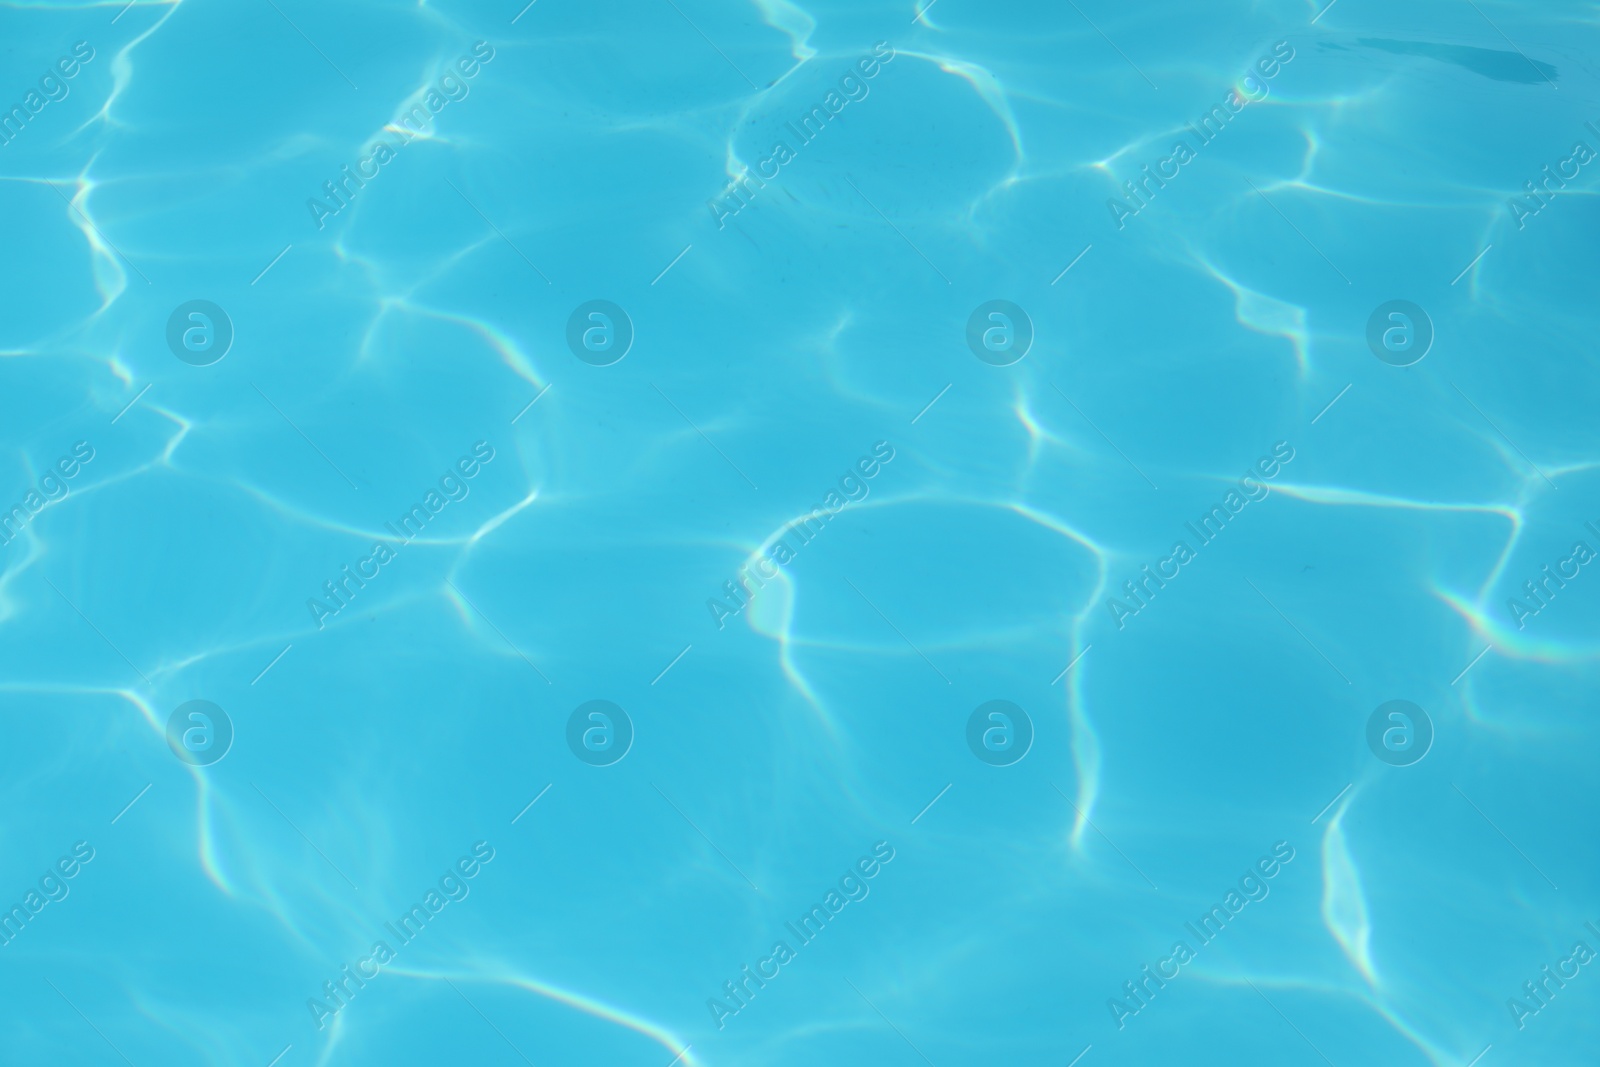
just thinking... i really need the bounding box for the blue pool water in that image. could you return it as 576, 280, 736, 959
1, 1, 1597, 1064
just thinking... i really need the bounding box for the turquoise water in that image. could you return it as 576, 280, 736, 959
1, 0, 1598, 1064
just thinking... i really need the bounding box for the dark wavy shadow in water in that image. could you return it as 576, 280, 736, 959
1337, 37, 1560, 85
